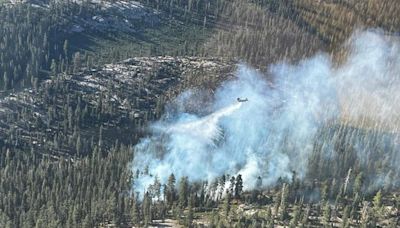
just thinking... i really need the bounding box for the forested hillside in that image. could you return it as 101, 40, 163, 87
1, 0, 399, 91
0, 0, 399, 227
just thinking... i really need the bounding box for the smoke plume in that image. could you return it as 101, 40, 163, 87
132, 30, 400, 193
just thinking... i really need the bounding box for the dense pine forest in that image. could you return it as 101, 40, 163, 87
0, 0, 400, 227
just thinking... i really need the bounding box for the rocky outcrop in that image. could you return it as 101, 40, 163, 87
0, 56, 236, 158
6, 0, 160, 33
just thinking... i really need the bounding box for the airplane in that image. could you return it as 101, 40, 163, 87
237, 98, 248, 102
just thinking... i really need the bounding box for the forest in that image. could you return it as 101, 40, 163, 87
0, 0, 399, 227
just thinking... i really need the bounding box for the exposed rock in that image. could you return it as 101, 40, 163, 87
5, 0, 160, 33
0, 56, 236, 158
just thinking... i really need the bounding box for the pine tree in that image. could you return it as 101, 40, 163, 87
279, 183, 289, 221
360, 203, 371, 228
224, 191, 231, 217
321, 181, 329, 202
341, 205, 350, 228
143, 192, 152, 226
229, 176, 235, 195
353, 172, 363, 196
151, 176, 161, 200
166, 173, 176, 206
322, 202, 331, 227
50, 59, 57, 77
290, 205, 300, 227
131, 198, 140, 226
373, 190, 382, 212
3, 72, 8, 90
73, 52, 81, 73
186, 194, 194, 226
63, 40, 69, 58
178, 177, 189, 209
234, 174, 243, 199
76, 135, 82, 156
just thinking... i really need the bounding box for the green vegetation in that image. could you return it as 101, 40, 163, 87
73, 18, 212, 64
0, 144, 133, 227
0, 0, 216, 93
0, 0, 399, 227
2, 0, 399, 91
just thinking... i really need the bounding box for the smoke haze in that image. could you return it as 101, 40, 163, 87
132, 30, 400, 193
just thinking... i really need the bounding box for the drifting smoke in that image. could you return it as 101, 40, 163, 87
133, 30, 400, 193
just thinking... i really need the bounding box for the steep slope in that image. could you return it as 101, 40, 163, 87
0, 0, 212, 91
0, 57, 235, 158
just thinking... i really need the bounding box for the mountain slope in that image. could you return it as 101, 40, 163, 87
0, 56, 235, 158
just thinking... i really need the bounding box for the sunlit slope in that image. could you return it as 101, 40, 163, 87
293, 0, 400, 47
204, 0, 400, 67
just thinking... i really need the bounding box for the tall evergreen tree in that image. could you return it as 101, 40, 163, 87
178, 176, 189, 209
235, 174, 243, 199
166, 173, 176, 206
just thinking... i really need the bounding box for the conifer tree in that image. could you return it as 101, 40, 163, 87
224, 191, 231, 217
235, 174, 243, 199
179, 176, 189, 209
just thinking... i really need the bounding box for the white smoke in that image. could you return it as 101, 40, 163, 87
159, 102, 243, 146
132, 30, 400, 193
337, 31, 400, 131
